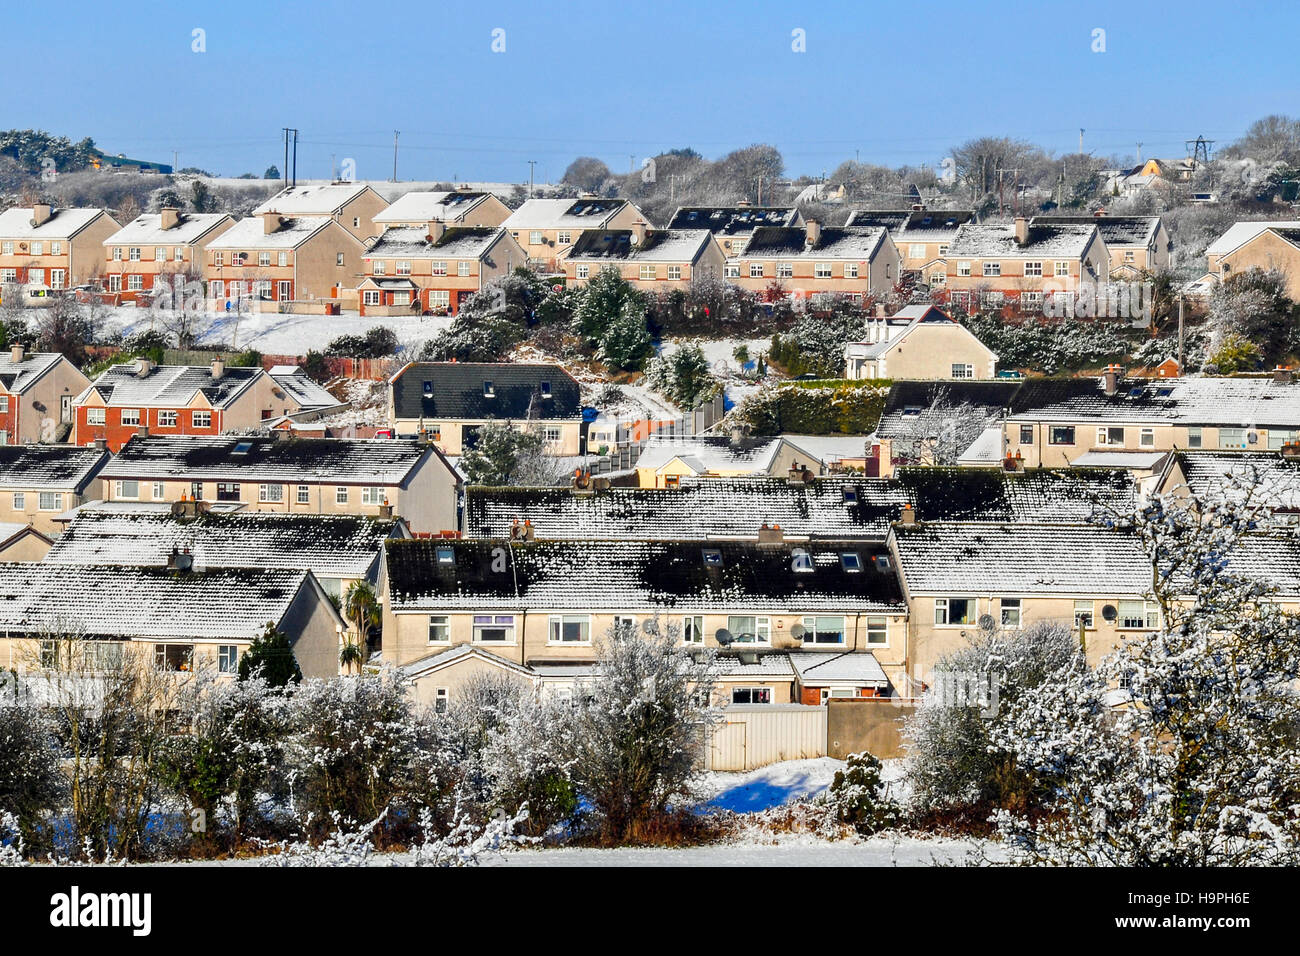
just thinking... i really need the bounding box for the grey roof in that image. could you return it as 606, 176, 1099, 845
364, 225, 506, 259
846, 209, 974, 239
946, 222, 1097, 258
1215, 534, 1300, 597
503, 198, 631, 230
789, 650, 888, 684
1169, 451, 1300, 512
45, 510, 403, 580
0, 445, 110, 492
386, 538, 907, 613
267, 369, 340, 410
208, 215, 340, 251
896, 467, 1137, 524
402, 643, 537, 680
374, 191, 492, 224
1033, 214, 1161, 248
253, 183, 377, 216
1008, 376, 1300, 427
0, 563, 316, 640
849, 305, 965, 359
635, 435, 782, 472
565, 228, 712, 263
391, 362, 582, 421
0, 207, 111, 240
667, 206, 799, 235
876, 380, 1019, 439
81, 363, 262, 409
100, 435, 436, 485
103, 212, 231, 246
715, 652, 797, 678
777, 434, 874, 464
891, 522, 1151, 596
0, 351, 68, 394
740, 225, 888, 260
1071, 450, 1170, 469
1206, 220, 1300, 257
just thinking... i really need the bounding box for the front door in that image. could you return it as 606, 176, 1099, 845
278, 280, 292, 301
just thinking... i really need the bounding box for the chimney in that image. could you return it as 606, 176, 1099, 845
8, 343, 24, 364
167, 547, 194, 573
805, 219, 822, 247
211, 357, 225, 381
427, 220, 446, 243
31, 202, 52, 227
137, 425, 150, 439
160, 205, 180, 230
523, 518, 535, 541
757, 521, 784, 545
262, 211, 282, 235
1013, 216, 1029, 246
93, 438, 107, 452
736, 199, 752, 207
1102, 364, 1123, 395
135, 357, 154, 378
898, 503, 917, 526
630, 220, 648, 246
1274, 365, 1293, 385
378, 501, 394, 518
1282, 441, 1300, 460
787, 462, 812, 484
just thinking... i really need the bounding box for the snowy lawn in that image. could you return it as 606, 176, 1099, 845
692, 757, 845, 812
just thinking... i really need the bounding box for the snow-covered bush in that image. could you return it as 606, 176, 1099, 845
0, 812, 25, 867
644, 342, 721, 410
0, 697, 63, 853
825, 752, 898, 834
409, 804, 532, 866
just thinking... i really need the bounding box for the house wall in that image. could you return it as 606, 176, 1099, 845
0, 486, 89, 534
1003, 420, 1291, 469
562, 244, 726, 293
0, 213, 120, 290
0, 531, 52, 561
359, 231, 527, 316
730, 242, 899, 297
391, 417, 582, 457
896, 237, 958, 273
862, 325, 998, 380
278, 578, 348, 679
406, 654, 533, 709
509, 203, 643, 270
337, 191, 390, 242
1211, 230, 1300, 301
69, 214, 122, 285
8, 359, 91, 443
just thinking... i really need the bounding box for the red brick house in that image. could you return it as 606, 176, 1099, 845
0, 344, 93, 444
358, 225, 526, 316
102, 207, 234, 303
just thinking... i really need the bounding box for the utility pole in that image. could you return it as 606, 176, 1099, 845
1079, 128, 1085, 154
282, 128, 291, 186
629, 154, 635, 175
291, 129, 298, 185
1177, 293, 1185, 371
527, 160, 536, 199
392, 131, 400, 182
172, 149, 178, 173
1136, 142, 1143, 164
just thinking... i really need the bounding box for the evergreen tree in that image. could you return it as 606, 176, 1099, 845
238, 622, 303, 686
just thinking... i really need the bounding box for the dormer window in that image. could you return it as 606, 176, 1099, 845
791, 548, 814, 573
483, 381, 495, 397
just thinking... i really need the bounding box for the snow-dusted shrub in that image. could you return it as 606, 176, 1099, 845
0, 697, 63, 852
258, 811, 386, 867
409, 805, 532, 867
826, 752, 898, 835
0, 812, 25, 867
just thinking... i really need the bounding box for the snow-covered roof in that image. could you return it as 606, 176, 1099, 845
1034, 214, 1162, 248
45, 510, 402, 580
891, 522, 1151, 596
0, 350, 68, 394
565, 228, 712, 263
846, 208, 974, 240
208, 215, 339, 250
847, 305, 976, 360
1070, 450, 1170, 469
0, 445, 110, 492
103, 212, 231, 247
0, 563, 317, 640
267, 368, 342, 410
0, 206, 111, 240
777, 434, 872, 464
390, 361, 582, 421
1169, 451, 1300, 512
1008, 376, 1300, 427
666, 206, 800, 235
788, 650, 888, 685
946, 221, 1098, 259
253, 182, 376, 215
401, 643, 537, 681
893, 467, 1137, 524
80, 363, 262, 409
715, 652, 796, 678
634, 435, 782, 473
364, 225, 506, 259
100, 435, 435, 485
1206, 220, 1300, 257
386, 538, 907, 614
503, 198, 631, 230
373, 191, 492, 224
0, 522, 45, 548
739, 225, 888, 260
956, 426, 1004, 465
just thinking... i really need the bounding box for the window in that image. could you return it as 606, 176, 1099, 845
1023, 261, 1042, 276
840, 551, 862, 572
296, 485, 310, 504
1023, 290, 1043, 310
982, 262, 1001, 277
336, 487, 349, 504
865, 616, 888, 645
557, 231, 571, 245
35, 491, 62, 512
212, 251, 222, 266
1055, 261, 1071, 276
1140, 428, 1155, 448
1124, 250, 1136, 263
128, 247, 141, 262
683, 615, 704, 645
1049, 426, 1076, 445
151, 482, 164, 499
428, 615, 450, 644
934, 597, 975, 626
576, 264, 590, 279
372, 260, 387, 276
435, 688, 449, 714
1269, 430, 1298, 451
115, 480, 140, 500
191, 482, 204, 501
120, 408, 141, 427
473, 614, 516, 643
528, 231, 544, 245
1074, 601, 1095, 630
1018, 424, 1034, 444
50, 269, 64, 289
157, 410, 177, 427
951, 363, 974, 379
153, 246, 165, 261
83, 642, 122, 671
957, 261, 971, 277
1097, 426, 1125, 446
543, 426, 562, 444
639, 264, 657, 281
39, 640, 58, 668
216, 482, 240, 502
29, 241, 43, 256
0, 269, 14, 283
192, 411, 211, 428
791, 548, 814, 573
0, 396, 6, 413
361, 487, 385, 505
28, 269, 44, 286
10, 492, 23, 510
844, 262, 859, 278
725, 263, 741, 278
815, 262, 832, 279
549, 614, 591, 644
107, 275, 122, 293
1119, 600, 1160, 630
749, 263, 764, 278
154, 644, 194, 672
482, 380, 495, 397
353, 217, 360, 228
336, 253, 345, 266
258, 483, 284, 503
218, 645, 239, 675
666, 265, 681, 280
1000, 598, 1022, 628
0, 242, 11, 255
457, 260, 471, 277
1187, 426, 1202, 449
428, 290, 450, 310
254, 251, 270, 268
908, 243, 926, 259
1219, 427, 1247, 449
776, 262, 793, 279
175, 247, 184, 261
362, 290, 381, 306
727, 615, 770, 644
801, 615, 846, 645
125, 274, 143, 291
732, 687, 772, 705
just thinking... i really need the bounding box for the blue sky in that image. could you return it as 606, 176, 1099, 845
3, 0, 1296, 182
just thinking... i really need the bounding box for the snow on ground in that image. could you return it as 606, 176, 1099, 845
692, 757, 844, 812
657, 336, 771, 379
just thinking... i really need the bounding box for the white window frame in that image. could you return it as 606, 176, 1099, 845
683, 615, 704, 645
1000, 598, 1022, 628
428, 615, 451, 644
549, 614, 592, 645
726, 615, 771, 645
801, 615, 846, 646
934, 597, 976, 627
258, 483, 284, 503
473, 614, 516, 644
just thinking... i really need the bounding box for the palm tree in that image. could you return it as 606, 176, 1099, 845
342, 580, 381, 673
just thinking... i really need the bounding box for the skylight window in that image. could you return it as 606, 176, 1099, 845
423, 380, 433, 396
842, 488, 858, 504
840, 552, 863, 573
483, 381, 495, 397
903, 406, 922, 416
874, 555, 892, 572
540, 381, 552, 398
435, 546, 454, 565
702, 548, 723, 567
232, 441, 253, 455
791, 548, 814, 573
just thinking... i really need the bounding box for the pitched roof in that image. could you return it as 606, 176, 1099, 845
1206, 220, 1300, 257
386, 538, 907, 613
0, 445, 110, 492
390, 362, 582, 421
739, 225, 888, 260
1168, 451, 1300, 512
1033, 214, 1162, 248
80, 363, 263, 409
45, 510, 402, 580
565, 228, 712, 263
100, 435, 435, 485
103, 212, 231, 246
253, 182, 377, 216
896, 467, 1137, 524
891, 522, 1151, 595
666, 206, 800, 235
788, 650, 888, 685
946, 221, 1098, 258
374, 191, 493, 224
364, 225, 506, 259
845, 209, 974, 239
267, 368, 341, 410
0, 207, 111, 240
1008, 376, 1300, 427
208, 215, 343, 250
0, 564, 317, 640
875, 380, 1021, 439
0, 351, 68, 394
502, 198, 631, 230
848, 305, 975, 360
635, 435, 783, 473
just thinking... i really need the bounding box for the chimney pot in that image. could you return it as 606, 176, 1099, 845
135, 358, 154, 378
137, 425, 149, 439
1102, 364, 1123, 395
630, 220, 648, 246
211, 357, 225, 380
93, 438, 107, 452
899, 503, 917, 526
1274, 365, 1293, 385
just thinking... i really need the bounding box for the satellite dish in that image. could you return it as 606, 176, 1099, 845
641, 619, 658, 635
789, 623, 806, 641
1101, 604, 1118, 622
714, 627, 735, 646
978, 614, 996, 631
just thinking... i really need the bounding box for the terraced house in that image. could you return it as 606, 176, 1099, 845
729, 221, 900, 299
101, 207, 234, 302
73, 358, 341, 451
0, 343, 93, 444
253, 182, 390, 242
0, 203, 120, 293
206, 212, 364, 306
558, 222, 722, 291
1205, 220, 1300, 301
666, 205, 804, 260
1035, 213, 1170, 277
845, 207, 974, 277
502, 197, 645, 271
357, 224, 526, 316
0, 443, 110, 535
372, 190, 512, 232
388, 361, 583, 455
97, 435, 460, 535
